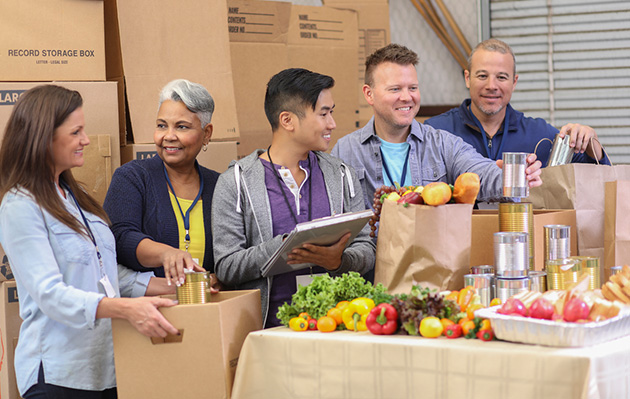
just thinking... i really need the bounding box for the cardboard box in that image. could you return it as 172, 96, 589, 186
323, 0, 390, 127
72, 135, 112, 205
0, 0, 105, 81
112, 290, 262, 399
0, 82, 121, 172
105, 0, 240, 144
0, 280, 21, 399
470, 209, 578, 271
228, 1, 359, 158
121, 141, 237, 173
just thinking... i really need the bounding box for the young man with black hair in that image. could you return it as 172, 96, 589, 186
212, 68, 375, 327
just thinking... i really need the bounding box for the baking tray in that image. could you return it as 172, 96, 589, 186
475, 306, 630, 347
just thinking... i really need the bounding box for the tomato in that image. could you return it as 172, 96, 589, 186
289, 317, 308, 332
327, 308, 343, 326
419, 317, 443, 338
440, 318, 455, 335
461, 320, 476, 336
489, 298, 502, 307
317, 316, 337, 333
467, 303, 484, 320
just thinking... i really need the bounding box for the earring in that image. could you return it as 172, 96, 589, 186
203, 143, 208, 152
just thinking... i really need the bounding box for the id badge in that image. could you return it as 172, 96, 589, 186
100, 274, 116, 298
296, 273, 325, 287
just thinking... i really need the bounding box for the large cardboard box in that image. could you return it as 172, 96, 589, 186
0, 0, 105, 81
112, 290, 262, 399
228, 1, 359, 158
470, 209, 578, 271
120, 141, 237, 173
0, 280, 21, 399
323, 0, 390, 127
72, 135, 113, 205
105, 0, 240, 144
0, 82, 121, 172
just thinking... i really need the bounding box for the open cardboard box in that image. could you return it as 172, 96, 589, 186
112, 290, 261, 399
471, 209, 578, 271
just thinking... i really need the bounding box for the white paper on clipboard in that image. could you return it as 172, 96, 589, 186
260, 209, 373, 278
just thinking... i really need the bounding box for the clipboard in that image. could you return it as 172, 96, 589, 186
260, 209, 374, 278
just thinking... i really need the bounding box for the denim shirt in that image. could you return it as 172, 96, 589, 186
0, 187, 153, 395
331, 117, 504, 211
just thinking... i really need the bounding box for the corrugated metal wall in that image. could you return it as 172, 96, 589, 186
490, 0, 630, 164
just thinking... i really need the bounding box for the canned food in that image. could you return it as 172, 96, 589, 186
176, 271, 211, 304
543, 225, 570, 262
470, 265, 494, 275
499, 202, 534, 270
464, 273, 494, 307
611, 266, 622, 276
502, 152, 529, 198
494, 232, 529, 278
545, 258, 582, 290
548, 133, 574, 167
496, 277, 530, 303
529, 270, 547, 293
570, 256, 600, 290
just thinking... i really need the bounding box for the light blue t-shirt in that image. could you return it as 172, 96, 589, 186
378, 137, 412, 187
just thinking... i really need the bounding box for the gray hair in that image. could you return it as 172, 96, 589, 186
158, 79, 215, 128
467, 38, 516, 78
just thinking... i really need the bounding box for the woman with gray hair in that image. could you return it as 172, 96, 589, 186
104, 79, 221, 289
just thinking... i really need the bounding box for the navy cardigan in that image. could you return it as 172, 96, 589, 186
103, 155, 220, 277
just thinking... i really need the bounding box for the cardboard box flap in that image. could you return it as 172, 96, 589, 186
228, 1, 291, 43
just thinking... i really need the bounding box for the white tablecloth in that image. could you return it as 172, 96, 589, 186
231, 327, 630, 399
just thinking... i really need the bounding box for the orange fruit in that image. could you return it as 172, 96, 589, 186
453, 172, 480, 204
317, 316, 337, 333
458, 317, 470, 326
419, 316, 444, 338
327, 308, 343, 326
461, 320, 476, 335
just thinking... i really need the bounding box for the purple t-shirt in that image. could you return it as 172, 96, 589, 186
260, 152, 331, 327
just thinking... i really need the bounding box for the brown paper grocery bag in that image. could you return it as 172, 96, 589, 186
375, 200, 473, 294
529, 164, 630, 261
604, 181, 630, 279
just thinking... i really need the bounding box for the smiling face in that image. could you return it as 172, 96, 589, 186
51, 107, 89, 180
154, 100, 211, 170
291, 88, 336, 153
364, 62, 420, 140
465, 48, 518, 120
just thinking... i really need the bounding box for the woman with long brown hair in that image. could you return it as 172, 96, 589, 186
0, 85, 179, 398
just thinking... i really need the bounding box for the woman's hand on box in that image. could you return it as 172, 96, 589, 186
125, 297, 179, 338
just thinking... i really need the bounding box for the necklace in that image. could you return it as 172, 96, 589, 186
266, 145, 312, 225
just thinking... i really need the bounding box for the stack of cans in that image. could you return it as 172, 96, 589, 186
494, 232, 530, 302
499, 202, 534, 270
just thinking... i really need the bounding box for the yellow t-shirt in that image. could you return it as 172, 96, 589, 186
168, 192, 205, 267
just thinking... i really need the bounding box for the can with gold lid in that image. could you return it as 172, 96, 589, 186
570, 256, 600, 290
545, 258, 582, 290
499, 202, 534, 270
176, 271, 210, 304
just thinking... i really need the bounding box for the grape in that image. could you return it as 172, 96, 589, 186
369, 185, 395, 237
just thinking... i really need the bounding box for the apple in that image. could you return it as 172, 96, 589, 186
563, 297, 590, 322
497, 298, 528, 317
529, 297, 555, 320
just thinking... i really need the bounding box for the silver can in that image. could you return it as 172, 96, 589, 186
611, 266, 622, 276
544, 224, 570, 262
494, 232, 529, 278
529, 270, 547, 293
502, 152, 529, 198
548, 133, 574, 167
470, 265, 494, 275
464, 273, 494, 307
496, 277, 530, 303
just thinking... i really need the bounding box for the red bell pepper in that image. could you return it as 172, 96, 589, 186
476, 329, 494, 342
445, 323, 462, 339
307, 318, 318, 331
397, 191, 423, 207
366, 303, 399, 335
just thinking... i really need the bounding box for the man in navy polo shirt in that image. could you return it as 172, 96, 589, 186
425, 38, 609, 166
212, 68, 375, 328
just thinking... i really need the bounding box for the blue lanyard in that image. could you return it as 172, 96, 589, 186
469, 105, 510, 160
60, 181, 103, 271
380, 145, 411, 187
163, 163, 204, 251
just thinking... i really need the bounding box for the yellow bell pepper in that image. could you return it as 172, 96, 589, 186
342, 297, 375, 331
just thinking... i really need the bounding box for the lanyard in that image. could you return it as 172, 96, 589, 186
266, 145, 312, 226
469, 105, 510, 160
380, 145, 411, 187
163, 163, 204, 251
60, 181, 104, 273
